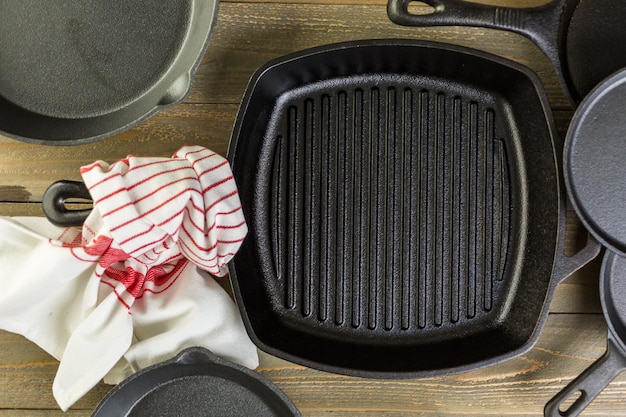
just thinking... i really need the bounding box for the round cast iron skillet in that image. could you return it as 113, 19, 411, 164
564, 69, 626, 256
0, 0, 217, 145
544, 251, 626, 417
225, 39, 600, 377
386, 0, 626, 106
544, 68, 626, 417
91, 347, 301, 417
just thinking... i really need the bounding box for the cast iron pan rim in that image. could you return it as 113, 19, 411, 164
227, 38, 569, 378
228, 270, 558, 380
564, 68, 626, 255
227, 38, 553, 161
1, 0, 219, 146
600, 250, 625, 345
91, 346, 301, 417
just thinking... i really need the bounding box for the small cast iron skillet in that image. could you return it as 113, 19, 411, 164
545, 68, 626, 417
545, 251, 626, 417
564, 68, 626, 257
0, 0, 217, 145
91, 347, 301, 417
387, 0, 626, 106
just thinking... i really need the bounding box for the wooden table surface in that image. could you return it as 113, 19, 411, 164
0, 0, 622, 415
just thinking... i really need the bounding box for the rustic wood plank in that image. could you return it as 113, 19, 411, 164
0, 314, 622, 415
0, 203, 44, 217
0, 104, 237, 203
256, 314, 622, 416
0, 332, 110, 411
189, 3, 569, 108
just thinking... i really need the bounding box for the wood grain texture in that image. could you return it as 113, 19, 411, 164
0, 104, 237, 202
0, 314, 620, 416
189, 3, 569, 108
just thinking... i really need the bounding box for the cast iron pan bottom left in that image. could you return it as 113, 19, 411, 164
92, 348, 300, 417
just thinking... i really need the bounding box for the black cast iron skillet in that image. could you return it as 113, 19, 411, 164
224, 39, 599, 377
544, 251, 626, 417
544, 69, 626, 416
0, 0, 217, 145
563, 68, 626, 257
386, 0, 626, 106
92, 347, 301, 417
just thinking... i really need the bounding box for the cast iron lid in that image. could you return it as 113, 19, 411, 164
565, 68, 626, 255
227, 39, 595, 378
91, 347, 301, 417
0, 0, 217, 144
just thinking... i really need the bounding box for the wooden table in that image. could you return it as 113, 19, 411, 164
0, 0, 622, 415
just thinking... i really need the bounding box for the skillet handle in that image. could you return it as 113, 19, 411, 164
386, 0, 560, 44
544, 337, 626, 417
551, 233, 601, 285
42, 180, 92, 227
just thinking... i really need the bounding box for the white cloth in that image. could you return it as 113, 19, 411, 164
0, 146, 258, 410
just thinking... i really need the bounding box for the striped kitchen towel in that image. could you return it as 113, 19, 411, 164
0, 145, 257, 411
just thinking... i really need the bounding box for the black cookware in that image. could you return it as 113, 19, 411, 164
563, 68, 626, 256
545, 251, 626, 417
226, 40, 599, 377
545, 68, 626, 417
386, 0, 626, 106
43, 180, 93, 227
92, 347, 301, 417
0, 0, 217, 145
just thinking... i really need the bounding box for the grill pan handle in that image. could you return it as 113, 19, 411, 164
544, 337, 626, 417
551, 235, 600, 284
42, 180, 92, 227
551, 208, 601, 285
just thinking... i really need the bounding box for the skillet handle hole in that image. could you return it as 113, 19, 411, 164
406, 1, 437, 15
63, 198, 93, 209
558, 390, 584, 415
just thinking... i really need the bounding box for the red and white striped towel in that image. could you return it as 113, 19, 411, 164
0, 146, 257, 411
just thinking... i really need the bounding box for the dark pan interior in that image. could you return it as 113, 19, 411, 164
92, 349, 299, 417
0, 0, 216, 144
564, 0, 626, 103
228, 40, 560, 377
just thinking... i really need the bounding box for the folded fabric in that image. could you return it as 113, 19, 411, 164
0, 146, 258, 410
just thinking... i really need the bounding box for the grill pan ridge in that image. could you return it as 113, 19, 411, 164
269, 84, 512, 333
228, 40, 597, 377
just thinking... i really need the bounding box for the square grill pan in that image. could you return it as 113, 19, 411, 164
228, 40, 570, 377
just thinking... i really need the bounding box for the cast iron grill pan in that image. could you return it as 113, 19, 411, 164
270, 82, 510, 331
229, 40, 597, 377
